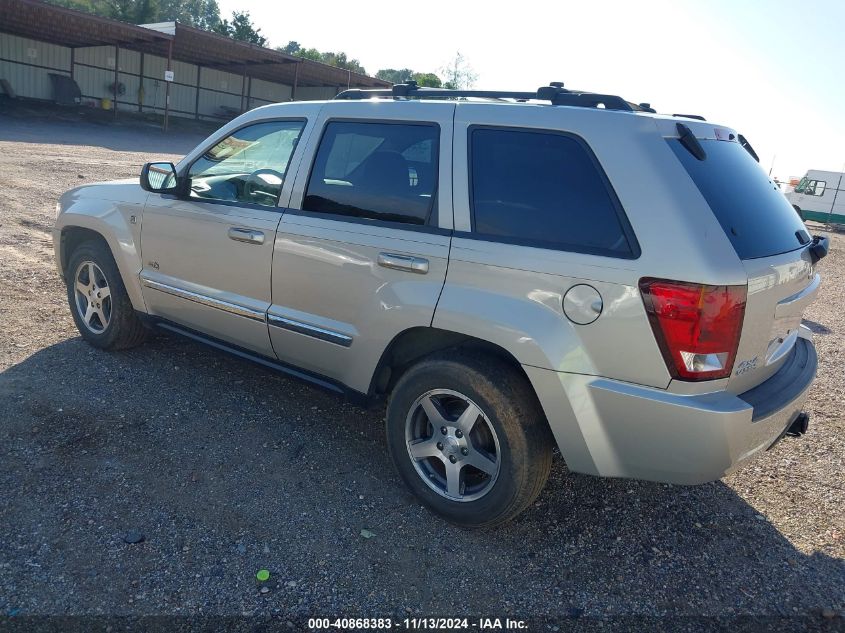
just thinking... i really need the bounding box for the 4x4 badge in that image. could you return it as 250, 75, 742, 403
735, 356, 758, 375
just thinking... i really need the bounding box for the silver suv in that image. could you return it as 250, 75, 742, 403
54, 83, 826, 526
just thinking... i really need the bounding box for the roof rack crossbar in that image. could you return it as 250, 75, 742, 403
335, 81, 638, 112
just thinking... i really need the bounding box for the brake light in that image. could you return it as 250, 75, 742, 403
639, 278, 747, 381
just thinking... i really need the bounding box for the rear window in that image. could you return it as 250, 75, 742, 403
469, 127, 637, 258
668, 139, 809, 259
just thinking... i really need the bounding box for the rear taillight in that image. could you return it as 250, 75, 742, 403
639, 278, 747, 381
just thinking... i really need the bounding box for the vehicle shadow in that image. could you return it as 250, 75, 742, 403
0, 334, 842, 622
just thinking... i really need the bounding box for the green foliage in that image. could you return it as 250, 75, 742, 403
47, 0, 161, 22
440, 51, 476, 90
214, 11, 266, 46
277, 41, 366, 75
375, 68, 415, 84
375, 69, 442, 87
412, 72, 442, 88
104, 0, 160, 23
158, 0, 220, 29
44, 0, 218, 27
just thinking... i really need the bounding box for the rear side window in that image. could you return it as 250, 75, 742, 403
469, 127, 637, 258
303, 121, 439, 225
668, 139, 809, 259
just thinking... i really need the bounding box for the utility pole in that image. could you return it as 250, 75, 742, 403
828, 162, 845, 225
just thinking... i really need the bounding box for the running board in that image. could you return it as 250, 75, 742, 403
154, 320, 351, 397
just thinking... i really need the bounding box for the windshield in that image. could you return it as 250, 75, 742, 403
669, 138, 809, 260
794, 176, 810, 193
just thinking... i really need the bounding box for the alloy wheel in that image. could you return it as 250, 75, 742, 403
404, 389, 501, 502
73, 260, 112, 334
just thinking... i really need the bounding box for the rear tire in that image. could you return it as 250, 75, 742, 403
66, 239, 148, 350
386, 351, 553, 527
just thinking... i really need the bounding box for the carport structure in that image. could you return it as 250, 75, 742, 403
0, 0, 389, 128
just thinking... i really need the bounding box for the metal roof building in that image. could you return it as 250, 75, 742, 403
0, 0, 389, 127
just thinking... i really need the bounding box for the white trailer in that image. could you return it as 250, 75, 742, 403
785, 169, 845, 225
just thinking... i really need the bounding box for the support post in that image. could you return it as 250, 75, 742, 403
195, 65, 201, 120
163, 38, 173, 132
70, 48, 74, 81
240, 62, 247, 113
828, 165, 845, 226
138, 52, 144, 113
113, 44, 119, 119
291, 62, 299, 101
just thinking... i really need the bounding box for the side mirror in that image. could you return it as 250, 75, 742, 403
140, 162, 181, 194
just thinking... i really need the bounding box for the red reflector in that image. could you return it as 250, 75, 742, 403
639, 278, 747, 381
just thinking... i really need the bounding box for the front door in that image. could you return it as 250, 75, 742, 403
140, 118, 307, 355
269, 101, 455, 393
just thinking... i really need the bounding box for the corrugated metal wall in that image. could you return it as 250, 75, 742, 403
0, 33, 335, 119
0, 33, 71, 100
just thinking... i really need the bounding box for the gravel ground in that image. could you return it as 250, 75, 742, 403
0, 109, 843, 630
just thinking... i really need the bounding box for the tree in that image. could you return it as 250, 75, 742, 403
375, 69, 442, 87
376, 68, 415, 84
278, 42, 367, 75
412, 72, 442, 88
45, 0, 221, 28
214, 10, 266, 46
279, 41, 301, 55
440, 51, 477, 90
158, 0, 221, 29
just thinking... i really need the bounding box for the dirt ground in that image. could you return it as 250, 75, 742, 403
0, 107, 843, 629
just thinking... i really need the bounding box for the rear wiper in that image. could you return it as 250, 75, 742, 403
737, 134, 760, 162
676, 123, 706, 161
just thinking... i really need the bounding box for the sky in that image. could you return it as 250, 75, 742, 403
219, 0, 845, 181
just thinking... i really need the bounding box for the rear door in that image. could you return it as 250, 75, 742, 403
665, 123, 821, 393
269, 101, 454, 393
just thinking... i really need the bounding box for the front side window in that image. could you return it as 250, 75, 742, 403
188, 120, 305, 207
303, 121, 439, 225
469, 127, 636, 257
811, 180, 826, 196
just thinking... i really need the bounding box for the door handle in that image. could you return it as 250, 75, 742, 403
228, 227, 265, 245
378, 252, 429, 274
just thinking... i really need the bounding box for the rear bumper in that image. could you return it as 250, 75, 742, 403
526, 334, 818, 485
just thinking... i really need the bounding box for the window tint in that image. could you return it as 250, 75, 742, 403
188, 120, 305, 207
469, 128, 635, 257
669, 139, 809, 259
303, 121, 439, 225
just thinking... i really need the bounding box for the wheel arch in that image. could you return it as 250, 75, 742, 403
58, 222, 147, 312
370, 327, 600, 474
369, 326, 536, 401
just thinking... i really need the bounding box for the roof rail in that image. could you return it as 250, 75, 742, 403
335, 81, 640, 112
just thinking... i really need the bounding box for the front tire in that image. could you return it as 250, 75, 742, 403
66, 239, 148, 350
386, 351, 553, 527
